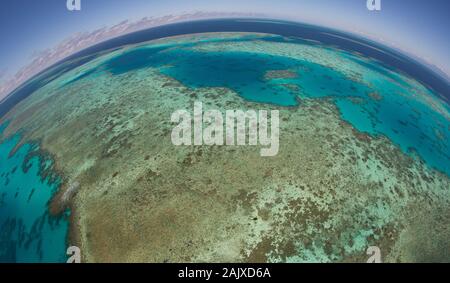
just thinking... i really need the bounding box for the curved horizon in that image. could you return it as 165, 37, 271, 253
1, 16, 448, 112
1, 0, 450, 102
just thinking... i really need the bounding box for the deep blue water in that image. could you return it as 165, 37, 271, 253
0, 123, 69, 263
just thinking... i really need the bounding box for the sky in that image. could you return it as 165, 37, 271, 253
0, 0, 449, 89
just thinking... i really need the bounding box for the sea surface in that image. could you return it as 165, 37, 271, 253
0, 122, 69, 262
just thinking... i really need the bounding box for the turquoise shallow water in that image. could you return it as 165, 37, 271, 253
0, 123, 68, 262
85, 36, 449, 176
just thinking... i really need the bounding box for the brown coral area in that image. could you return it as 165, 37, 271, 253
264, 70, 298, 80
368, 92, 383, 101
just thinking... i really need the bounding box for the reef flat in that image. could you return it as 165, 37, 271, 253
0, 33, 449, 262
